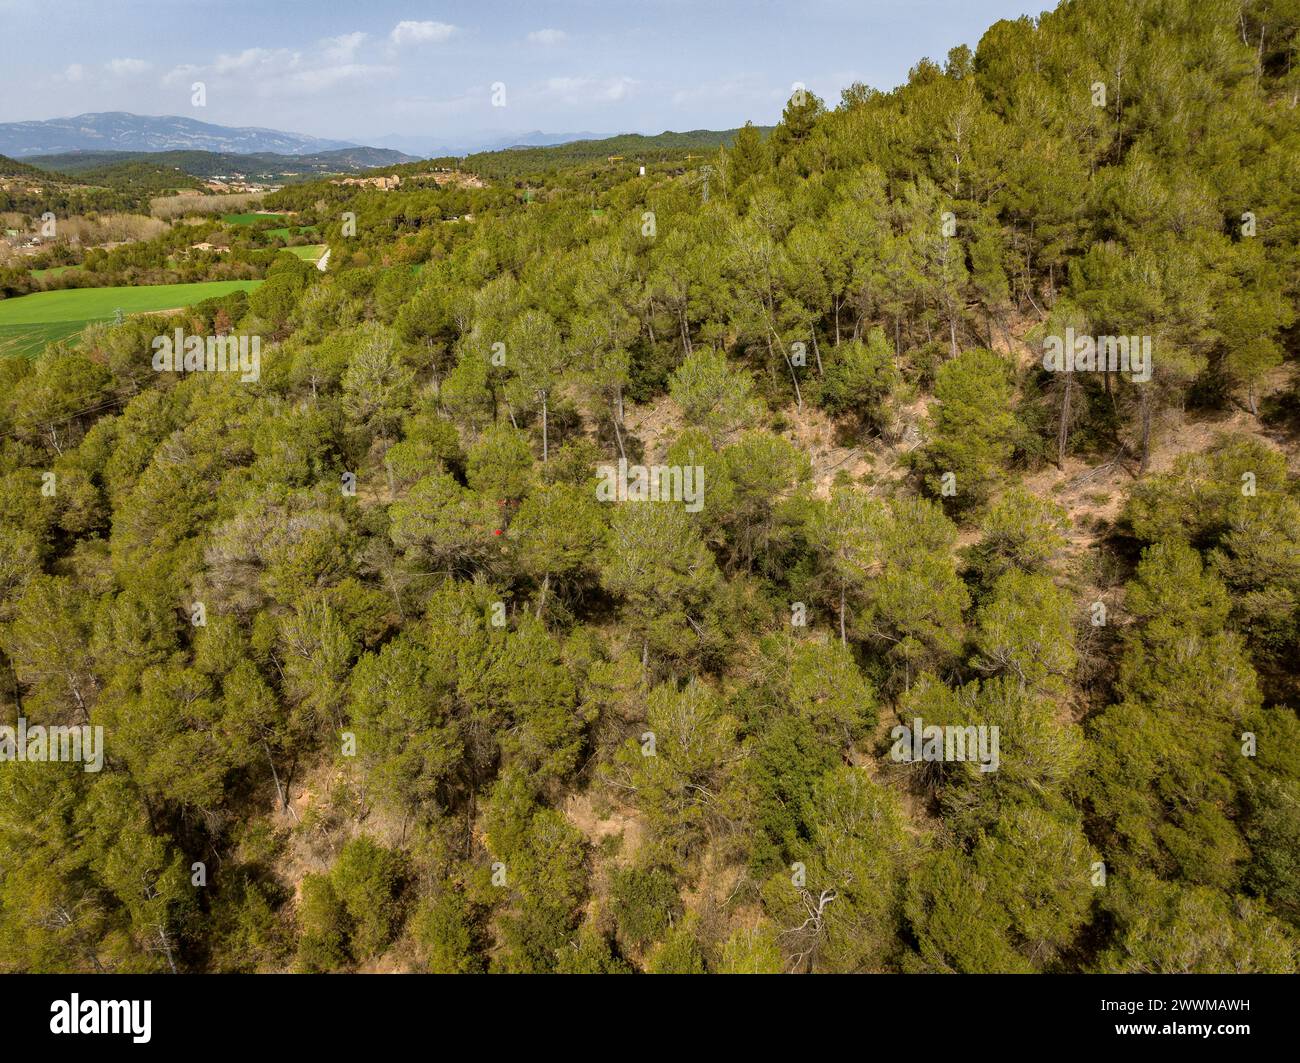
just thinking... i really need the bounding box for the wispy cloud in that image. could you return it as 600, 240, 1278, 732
163, 40, 392, 100
213, 48, 288, 75
287, 64, 382, 93
671, 74, 765, 107
541, 75, 635, 104
390, 21, 456, 47
322, 32, 367, 64
106, 58, 150, 76
527, 29, 567, 46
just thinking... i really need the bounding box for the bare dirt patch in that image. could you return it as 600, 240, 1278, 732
563, 791, 644, 861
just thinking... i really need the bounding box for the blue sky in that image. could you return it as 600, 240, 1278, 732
0, 0, 1049, 149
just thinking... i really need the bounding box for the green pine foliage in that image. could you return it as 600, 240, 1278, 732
1, 0, 1297, 974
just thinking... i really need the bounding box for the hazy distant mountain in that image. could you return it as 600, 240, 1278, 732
0, 113, 357, 158
485, 131, 606, 151
464, 127, 770, 178
368, 133, 459, 157
29, 146, 418, 181
369, 130, 606, 157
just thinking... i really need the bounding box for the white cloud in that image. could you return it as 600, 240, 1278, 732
390, 20, 456, 46
542, 76, 635, 105
600, 77, 635, 102
106, 58, 150, 76
62, 63, 85, 82
162, 63, 202, 85
543, 77, 585, 94
671, 76, 760, 107
322, 32, 367, 64
287, 63, 382, 93
163, 41, 390, 100
527, 29, 567, 46
213, 48, 285, 75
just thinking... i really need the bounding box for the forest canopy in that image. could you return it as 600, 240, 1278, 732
0, 0, 1298, 975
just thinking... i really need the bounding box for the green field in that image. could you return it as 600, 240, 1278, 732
0, 320, 87, 356
280, 244, 327, 262
222, 212, 295, 225
266, 225, 318, 239
0, 280, 263, 358
29, 265, 78, 278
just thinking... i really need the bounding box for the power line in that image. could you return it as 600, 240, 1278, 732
0, 392, 130, 444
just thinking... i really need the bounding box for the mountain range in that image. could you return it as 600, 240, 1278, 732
0, 112, 357, 158
26, 147, 417, 181
1, 113, 631, 162
368, 130, 608, 158
0, 113, 754, 177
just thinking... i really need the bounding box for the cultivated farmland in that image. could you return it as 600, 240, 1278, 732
279, 244, 326, 262
0, 279, 262, 356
